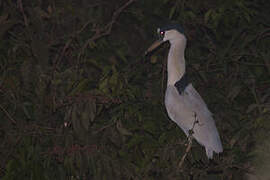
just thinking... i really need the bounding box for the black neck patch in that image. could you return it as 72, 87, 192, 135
174, 73, 189, 95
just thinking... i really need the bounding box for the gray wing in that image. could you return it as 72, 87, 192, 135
165, 84, 223, 158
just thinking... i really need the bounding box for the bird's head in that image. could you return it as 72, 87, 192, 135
145, 24, 186, 55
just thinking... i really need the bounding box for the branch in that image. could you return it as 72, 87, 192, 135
0, 104, 16, 124
178, 133, 193, 169
178, 113, 199, 169
17, 0, 28, 26
78, 0, 136, 59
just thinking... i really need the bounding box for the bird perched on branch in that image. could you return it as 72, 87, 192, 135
145, 24, 223, 159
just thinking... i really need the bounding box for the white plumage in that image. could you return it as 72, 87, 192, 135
146, 26, 223, 158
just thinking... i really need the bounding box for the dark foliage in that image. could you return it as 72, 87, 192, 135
0, 0, 270, 179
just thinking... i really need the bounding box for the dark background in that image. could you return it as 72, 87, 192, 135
0, 0, 270, 179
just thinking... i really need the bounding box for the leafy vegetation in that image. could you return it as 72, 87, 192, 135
0, 0, 270, 179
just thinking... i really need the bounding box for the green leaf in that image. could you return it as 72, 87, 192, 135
99, 77, 109, 94
116, 49, 127, 63
116, 120, 133, 136
143, 120, 158, 134
204, 9, 213, 23
69, 78, 90, 95
126, 135, 144, 149
169, 6, 176, 19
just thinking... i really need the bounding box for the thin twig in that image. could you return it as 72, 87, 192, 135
78, 0, 136, 59
92, 122, 115, 135
54, 39, 72, 66
53, 0, 135, 67
178, 113, 199, 169
178, 134, 193, 169
17, 0, 28, 26
0, 104, 16, 124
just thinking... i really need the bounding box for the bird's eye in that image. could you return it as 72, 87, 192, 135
158, 31, 165, 39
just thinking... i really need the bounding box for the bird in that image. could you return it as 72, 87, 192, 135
145, 24, 223, 159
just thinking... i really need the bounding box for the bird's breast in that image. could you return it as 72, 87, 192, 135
165, 85, 194, 130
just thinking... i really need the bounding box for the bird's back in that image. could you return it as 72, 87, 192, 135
165, 84, 223, 158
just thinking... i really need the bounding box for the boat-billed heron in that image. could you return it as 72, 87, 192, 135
145, 24, 223, 159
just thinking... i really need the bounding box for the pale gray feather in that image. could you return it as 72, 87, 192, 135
146, 26, 223, 159
165, 84, 223, 158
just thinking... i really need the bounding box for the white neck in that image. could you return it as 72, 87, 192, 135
167, 37, 186, 86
